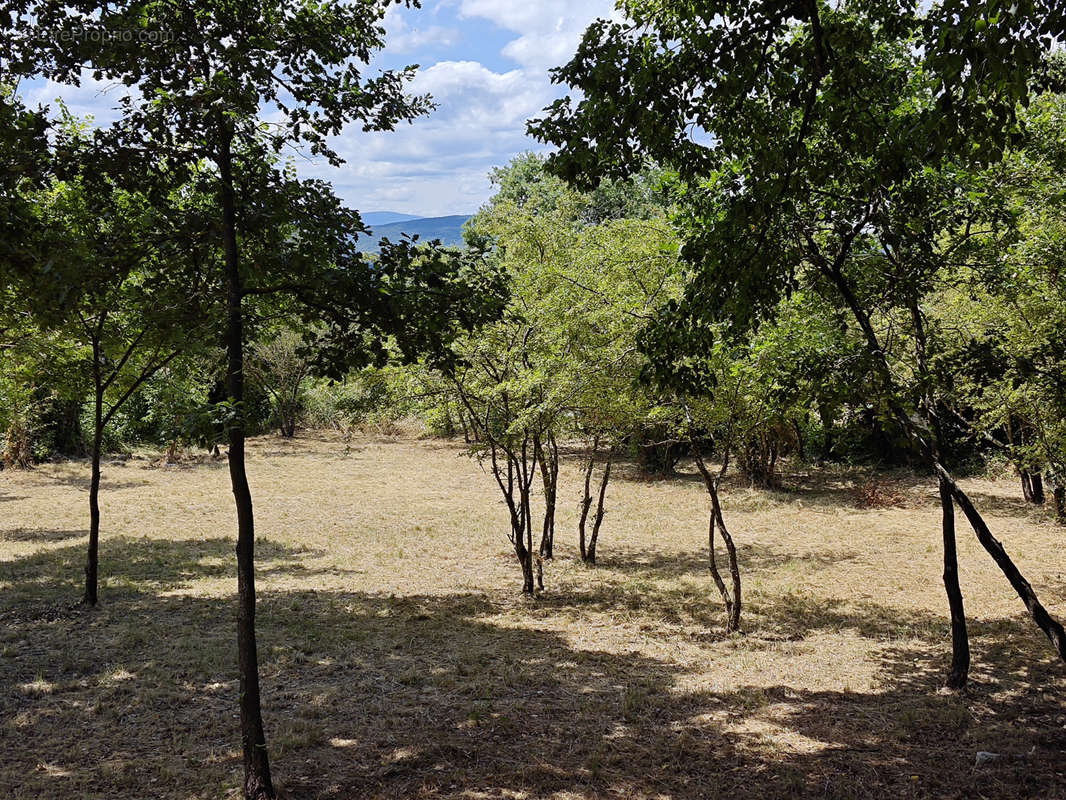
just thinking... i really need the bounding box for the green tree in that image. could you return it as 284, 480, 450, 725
441, 156, 681, 580
9, 3, 504, 796
932, 87, 1066, 521
531, 0, 1066, 688
14, 138, 215, 604
246, 328, 313, 439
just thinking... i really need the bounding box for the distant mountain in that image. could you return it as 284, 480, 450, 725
360, 211, 424, 226
357, 214, 472, 252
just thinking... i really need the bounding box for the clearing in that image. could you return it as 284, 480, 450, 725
1, 433, 1064, 799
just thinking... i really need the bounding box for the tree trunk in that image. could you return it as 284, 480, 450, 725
694, 451, 742, 633
535, 434, 558, 560
1021, 470, 1034, 503
905, 300, 971, 687
280, 416, 296, 438
586, 452, 613, 566
578, 436, 599, 563
1054, 485, 1065, 525
219, 130, 276, 800
938, 465, 1066, 662
1030, 473, 1046, 505
515, 462, 535, 595
83, 376, 104, 607
705, 508, 731, 625
715, 497, 742, 633
939, 476, 969, 689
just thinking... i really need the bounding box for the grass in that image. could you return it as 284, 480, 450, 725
1, 432, 1064, 799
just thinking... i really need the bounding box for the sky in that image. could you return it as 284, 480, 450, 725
22, 0, 618, 218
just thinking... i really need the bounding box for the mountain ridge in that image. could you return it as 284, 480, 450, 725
357, 214, 472, 252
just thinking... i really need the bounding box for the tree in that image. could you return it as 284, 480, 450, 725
13, 145, 213, 605
933, 86, 1066, 523
441, 156, 681, 575
445, 318, 548, 594
246, 328, 313, 438
9, 3, 504, 796
531, 0, 1066, 689
0, 88, 49, 278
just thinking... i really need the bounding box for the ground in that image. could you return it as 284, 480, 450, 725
1, 433, 1064, 800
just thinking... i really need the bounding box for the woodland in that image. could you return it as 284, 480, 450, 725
2, 2, 1066, 798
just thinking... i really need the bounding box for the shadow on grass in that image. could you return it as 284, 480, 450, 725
0, 540, 1063, 800
30, 470, 154, 493
0, 536, 337, 612
1, 528, 88, 544
591, 541, 866, 582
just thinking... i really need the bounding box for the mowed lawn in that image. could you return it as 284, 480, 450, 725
1, 433, 1064, 799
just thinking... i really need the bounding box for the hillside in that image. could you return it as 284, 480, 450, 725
357, 214, 471, 251
360, 211, 424, 226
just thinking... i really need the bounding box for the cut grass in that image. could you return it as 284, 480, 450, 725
1, 432, 1064, 799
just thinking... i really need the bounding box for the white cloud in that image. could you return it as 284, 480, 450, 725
456, 0, 618, 69
18, 2, 622, 217
23, 73, 131, 126
319, 2, 619, 215
384, 6, 459, 54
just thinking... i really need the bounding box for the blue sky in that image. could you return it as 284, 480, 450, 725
22, 0, 618, 217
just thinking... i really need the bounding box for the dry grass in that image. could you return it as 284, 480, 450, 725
1, 433, 1064, 799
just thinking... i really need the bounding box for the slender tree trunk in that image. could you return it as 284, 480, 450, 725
516, 456, 535, 595
535, 434, 558, 560
524, 444, 536, 593
939, 476, 969, 689
219, 130, 276, 800
1054, 485, 1065, 525
578, 436, 599, 563
705, 508, 731, 623
694, 450, 742, 633
909, 301, 970, 689
715, 497, 742, 633
1030, 473, 1046, 505
586, 451, 613, 566
83, 369, 104, 607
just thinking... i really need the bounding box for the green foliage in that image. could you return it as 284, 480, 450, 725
430, 156, 683, 459
531, 0, 1065, 478
929, 92, 1066, 484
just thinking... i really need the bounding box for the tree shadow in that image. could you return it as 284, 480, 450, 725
0, 536, 333, 613
0, 540, 1063, 799
590, 541, 865, 582
957, 490, 1051, 519
1, 528, 87, 544
29, 471, 153, 493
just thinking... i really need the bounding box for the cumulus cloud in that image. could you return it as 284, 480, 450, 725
323, 1, 618, 216
384, 6, 460, 54
18, 2, 622, 217
23, 74, 131, 126
457, 0, 618, 69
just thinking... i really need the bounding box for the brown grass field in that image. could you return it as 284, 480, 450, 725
1, 433, 1064, 799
